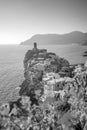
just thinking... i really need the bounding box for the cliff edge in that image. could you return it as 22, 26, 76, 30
0, 43, 87, 130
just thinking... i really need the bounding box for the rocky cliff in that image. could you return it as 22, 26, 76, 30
0, 43, 87, 130
19, 42, 70, 96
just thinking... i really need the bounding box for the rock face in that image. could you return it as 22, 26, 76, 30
1, 43, 87, 130
20, 42, 69, 96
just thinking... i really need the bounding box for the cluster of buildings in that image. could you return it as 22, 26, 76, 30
1, 44, 87, 129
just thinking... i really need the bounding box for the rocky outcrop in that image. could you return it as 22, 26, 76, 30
20, 42, 70, 96
1, 43, 87, 130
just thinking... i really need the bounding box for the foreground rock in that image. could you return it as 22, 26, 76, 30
0, 43, 87, 130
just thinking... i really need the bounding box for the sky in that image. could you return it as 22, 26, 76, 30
0, 0, 87, 44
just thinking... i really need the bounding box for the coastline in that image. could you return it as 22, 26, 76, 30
0, 43, 87, 129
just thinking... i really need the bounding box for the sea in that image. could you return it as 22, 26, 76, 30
0, 44, 87, 104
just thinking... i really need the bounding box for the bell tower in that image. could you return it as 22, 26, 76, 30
34, 42, 37, 49
33, 42, 38, 52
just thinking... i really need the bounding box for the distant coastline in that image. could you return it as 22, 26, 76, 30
20, 31, 87, 46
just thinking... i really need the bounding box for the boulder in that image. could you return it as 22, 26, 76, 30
0, 103, 10, 116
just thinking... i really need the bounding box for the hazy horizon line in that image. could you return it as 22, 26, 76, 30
0, 30, 87, 45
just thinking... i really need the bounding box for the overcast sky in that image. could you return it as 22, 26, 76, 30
0, 0, 87, 44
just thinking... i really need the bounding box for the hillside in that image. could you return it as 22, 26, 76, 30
1, 44, 87, 129
21, 31, 87, 45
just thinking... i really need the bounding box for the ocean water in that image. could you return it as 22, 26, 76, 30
0, 44, 87, 104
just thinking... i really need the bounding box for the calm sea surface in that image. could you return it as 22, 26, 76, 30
0, 44, 87, 104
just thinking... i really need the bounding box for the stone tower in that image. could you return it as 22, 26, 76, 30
33, 42, 38, 52
34, 42, 37, 49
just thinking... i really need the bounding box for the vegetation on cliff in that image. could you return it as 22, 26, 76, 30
0, 43, 87, 130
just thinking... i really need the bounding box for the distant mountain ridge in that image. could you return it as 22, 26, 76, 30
21, 31, 87, 45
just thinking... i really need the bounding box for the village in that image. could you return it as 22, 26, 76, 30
0, 43, 87, 130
